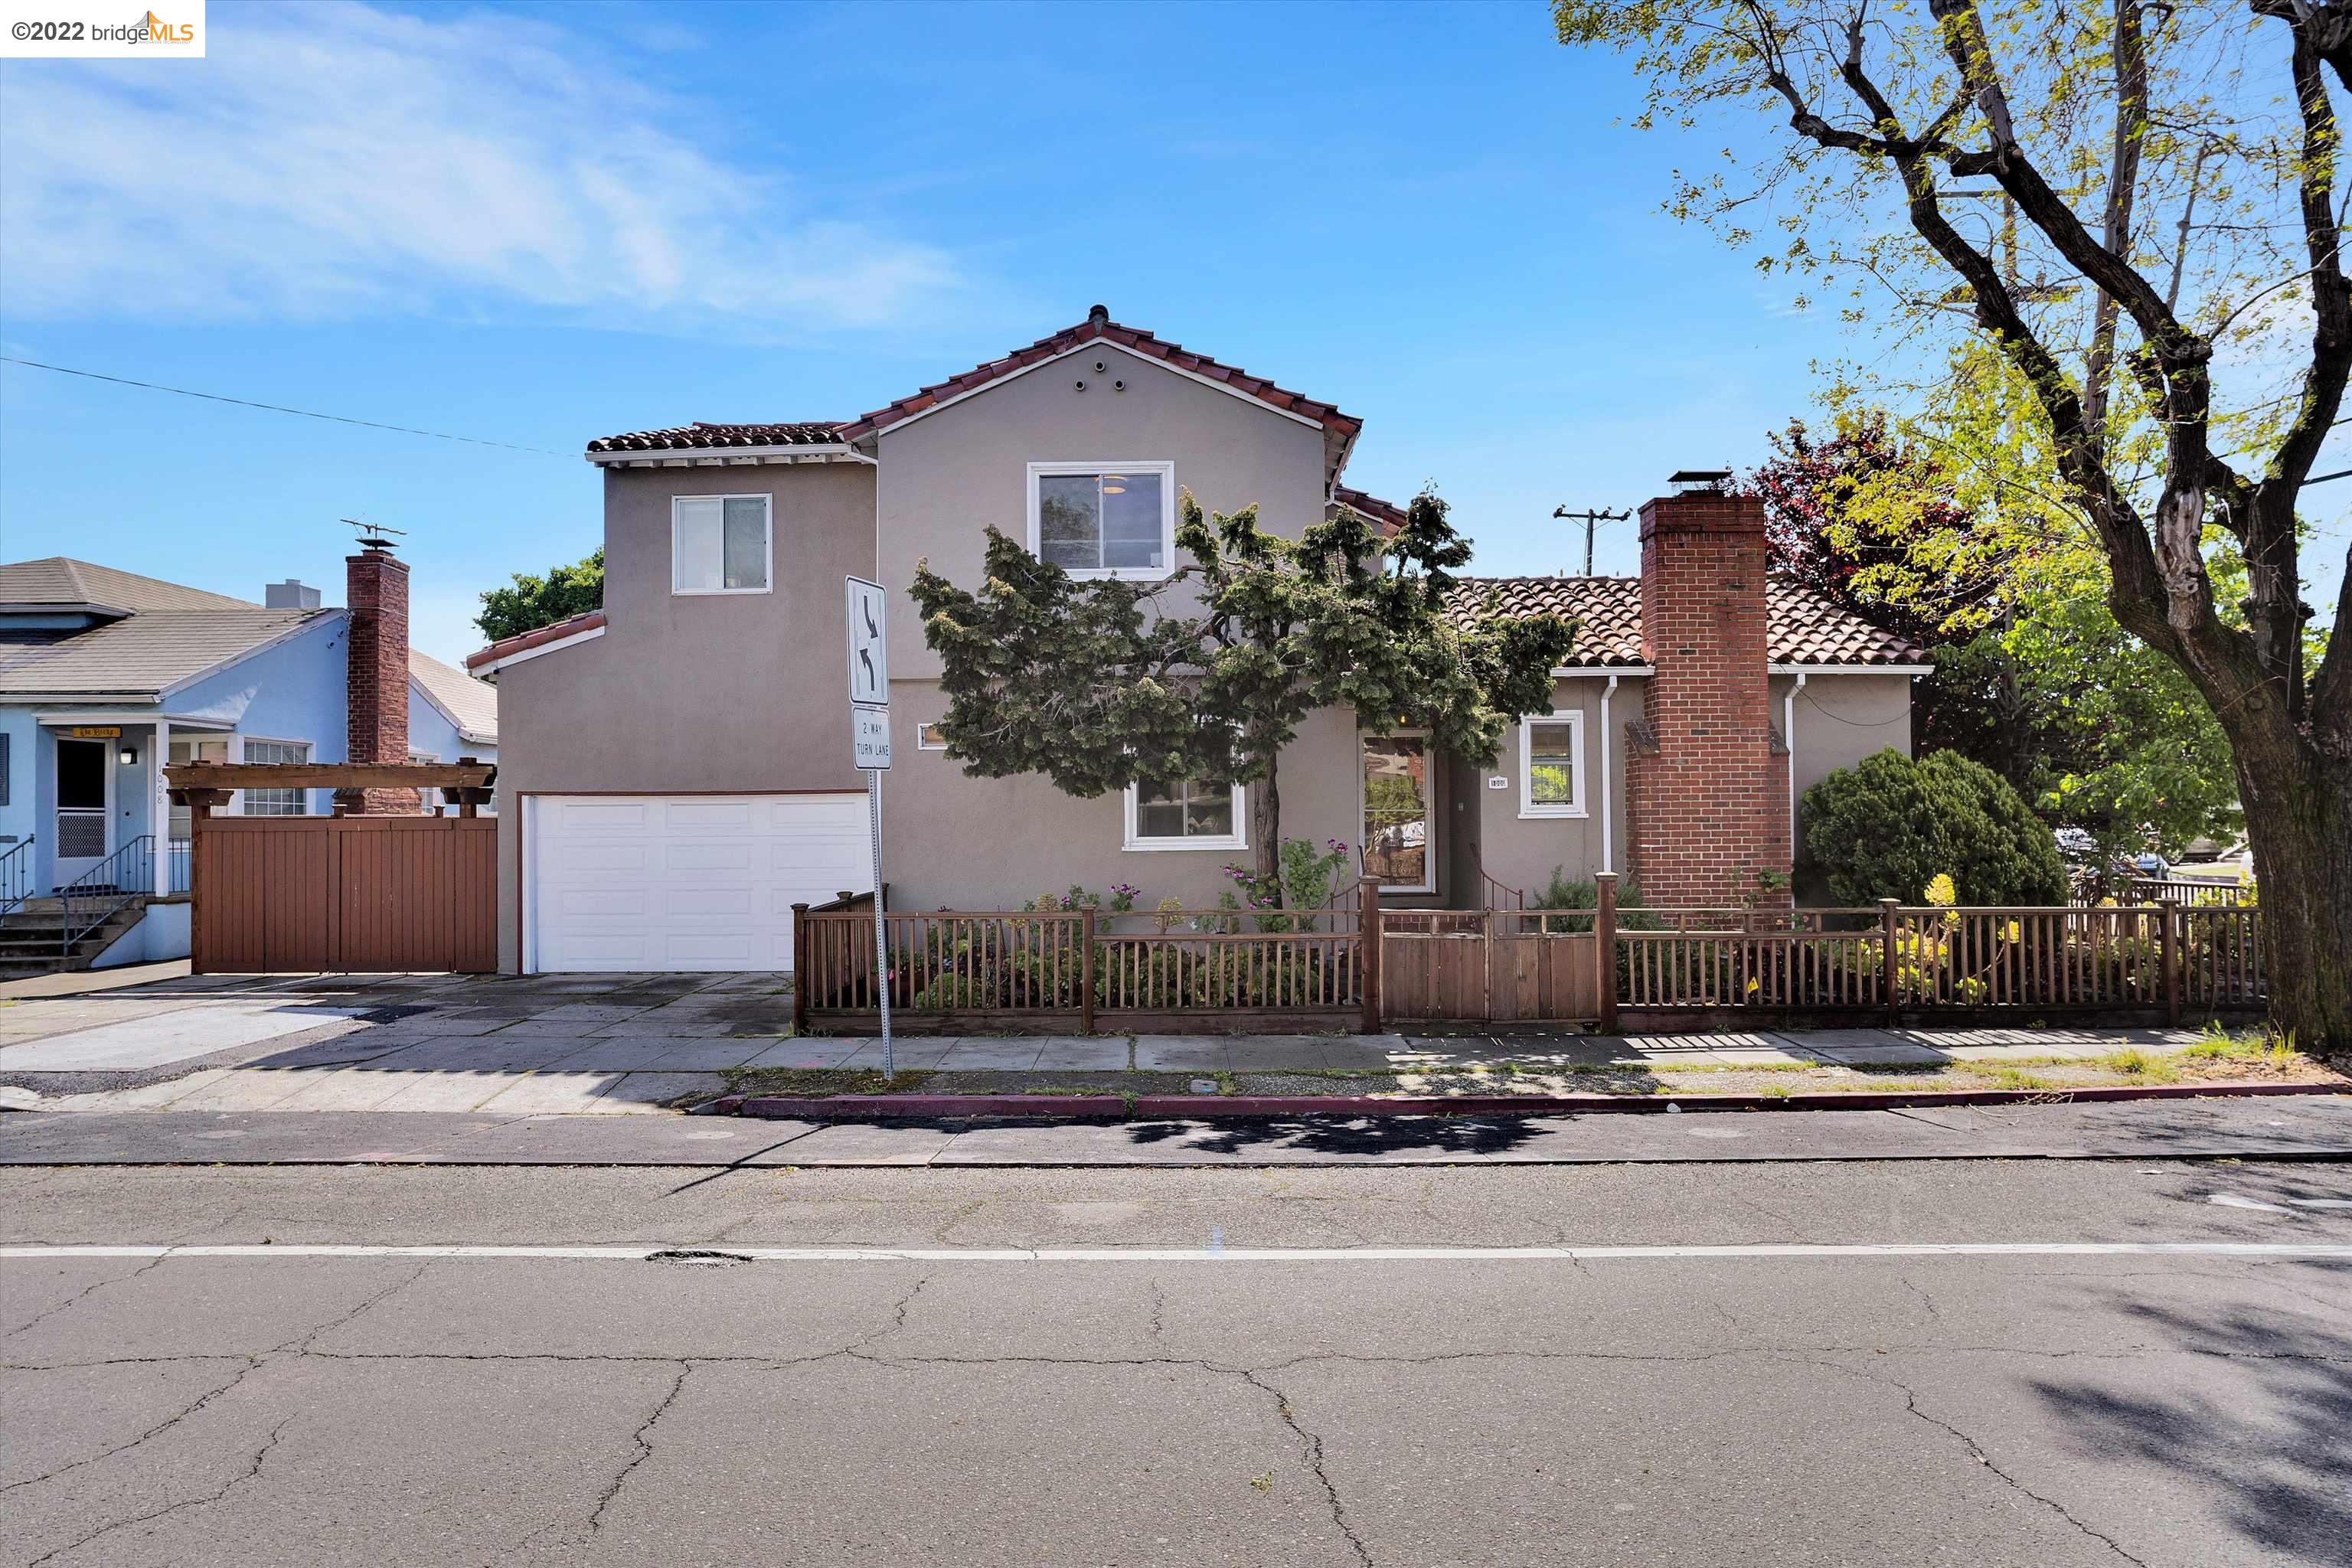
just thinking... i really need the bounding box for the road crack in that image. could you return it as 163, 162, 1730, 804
1890, 1381, 2150, 1566
28, 1416, 291, 1567
1243, 1368, 1371, 1567
586, 1361, 691, 1537
0, 1355, 266, 1501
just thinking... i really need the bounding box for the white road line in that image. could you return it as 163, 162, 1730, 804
2, 1243, 2350, 1263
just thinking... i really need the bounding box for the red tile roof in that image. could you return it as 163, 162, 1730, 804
465, 609, 606, 671
1331, 485, 1409, 533
1445, 577, 1929, 667
586, 422, 846, 454
837, 307, 1363, 482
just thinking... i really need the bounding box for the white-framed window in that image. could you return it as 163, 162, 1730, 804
1518, 712, 1588, 818
409, 750, 443, 814
1123, 773, 1246, 851
1027, 462, 1174, 578
1361, 732, 1432, 893
672, 495, 773, 594
240, 737, 309, 816
917, 723, 948, 751
167, 735, 230, 838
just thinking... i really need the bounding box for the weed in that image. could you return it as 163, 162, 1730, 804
2098, 1047, 2180, 1083
1249, 1472, 1276, 1493
1985, 1066, 2056, 1091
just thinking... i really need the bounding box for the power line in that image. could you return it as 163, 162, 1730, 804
0, 356, 571, 458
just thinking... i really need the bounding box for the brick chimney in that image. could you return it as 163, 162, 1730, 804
337, 541, 419, 815
1622, 477, 1791, 907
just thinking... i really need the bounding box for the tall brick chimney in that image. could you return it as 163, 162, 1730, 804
337, 540, 419, 815
1622, 476, 1791, 907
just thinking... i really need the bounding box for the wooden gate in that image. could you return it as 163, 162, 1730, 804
192, 816, 497, 973
1380, 912, 1602, 1024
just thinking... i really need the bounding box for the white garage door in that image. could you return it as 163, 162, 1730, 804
526, 794, 871, 972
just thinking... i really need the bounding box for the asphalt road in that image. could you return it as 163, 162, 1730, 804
4, 1160, 2349, 1566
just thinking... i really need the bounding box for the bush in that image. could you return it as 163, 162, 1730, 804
1802, 748, 2069, 906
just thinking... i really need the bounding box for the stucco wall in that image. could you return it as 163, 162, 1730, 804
407, 689, 494, 769
882, 693, 1370, 913
1454, 674, 1644, 903
874, 342, 1329, 679
492, 460, 877, 969
1779, 670, 1916, 900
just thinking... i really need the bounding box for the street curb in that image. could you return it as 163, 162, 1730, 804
730, 1080, 2348, 1122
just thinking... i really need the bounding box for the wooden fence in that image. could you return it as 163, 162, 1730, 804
192, 815, 497, 974
791, 877, 2266, 1034
795, 884, 1370, 1034
1615, 898, 2265, 1023
1381, 910, 1602, 1023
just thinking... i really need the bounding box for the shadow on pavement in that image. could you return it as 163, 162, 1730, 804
1124, 1115, 1540, 1158
2033, 1276, 2352, 1563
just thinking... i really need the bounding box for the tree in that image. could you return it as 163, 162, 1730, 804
908, 489, 1576, 889
1559, 0, 2351, 1049
475, 548, 603, 642
1748, 398, 2242, 863
1802, 747, 2071, 905
1745, 410, 1994, 650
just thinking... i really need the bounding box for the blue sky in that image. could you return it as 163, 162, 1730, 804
0, 0, 2337, 664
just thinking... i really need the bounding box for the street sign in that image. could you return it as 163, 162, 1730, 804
844, 575, 895, 1079
852, 707, 892, 770
845, 576, 888, 707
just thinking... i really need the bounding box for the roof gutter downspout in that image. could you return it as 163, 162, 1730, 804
1785, 670, 1808, 854
1599, 675, 1619, 874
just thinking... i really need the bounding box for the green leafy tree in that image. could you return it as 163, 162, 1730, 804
1749, 390, 2242, 864
909, 489, 1576, 890
1560, 0, 2352, 1049
1802, 749, 2070, 906
475, 548, 603, 642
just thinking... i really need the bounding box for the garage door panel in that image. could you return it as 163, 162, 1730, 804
555, 802, 648, 832
557, 887, 649, 918
662, 800, 756, 830
529, 793, 869, 975
557, 843, 648, 874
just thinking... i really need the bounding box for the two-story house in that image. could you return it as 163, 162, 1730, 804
470, 308, 1924, 975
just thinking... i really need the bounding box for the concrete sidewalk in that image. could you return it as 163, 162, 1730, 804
0, 963, 2261, 1116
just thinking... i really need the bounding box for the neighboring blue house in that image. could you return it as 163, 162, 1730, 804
0, 554, 496, 968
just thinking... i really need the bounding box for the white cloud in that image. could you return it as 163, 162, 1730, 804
0, 2, 962, 335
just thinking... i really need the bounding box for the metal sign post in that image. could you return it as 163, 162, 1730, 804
844, 577, 893, 1078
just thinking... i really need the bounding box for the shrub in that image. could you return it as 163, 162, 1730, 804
1802, 748, 2068, 906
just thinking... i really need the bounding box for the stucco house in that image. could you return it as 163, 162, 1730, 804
470, 307, 1924, 975
0, 550, 497, 968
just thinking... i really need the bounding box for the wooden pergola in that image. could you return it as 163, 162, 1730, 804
165, 760, 497, 818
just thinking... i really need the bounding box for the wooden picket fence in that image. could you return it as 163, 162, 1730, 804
792, 878, 2266, 1034
795, 884, 1371, 1034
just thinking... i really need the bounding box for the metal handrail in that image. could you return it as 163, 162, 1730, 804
60, 835, 153, 957
166, 838, 192, 896
0, 835, 32, 920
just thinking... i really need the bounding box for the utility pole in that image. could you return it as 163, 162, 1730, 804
1551, 505, 1631, 577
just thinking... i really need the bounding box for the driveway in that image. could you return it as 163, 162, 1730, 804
0, 966, 801, 1115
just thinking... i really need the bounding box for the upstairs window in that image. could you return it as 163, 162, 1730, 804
673, 495, 772, 594
1028, 462, 1173, 577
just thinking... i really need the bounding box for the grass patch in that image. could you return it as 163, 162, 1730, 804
2096, 1047, 2180, 1083
2182, 1024, 2304, 1066
720, 1067, 938, 1098
1985, 1065, 2059, 1091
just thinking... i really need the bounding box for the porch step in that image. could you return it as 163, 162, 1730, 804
0, 900, 149, 977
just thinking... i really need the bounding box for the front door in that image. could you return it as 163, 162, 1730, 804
54, 737, 111, 884
1362, 733, 1433, 893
